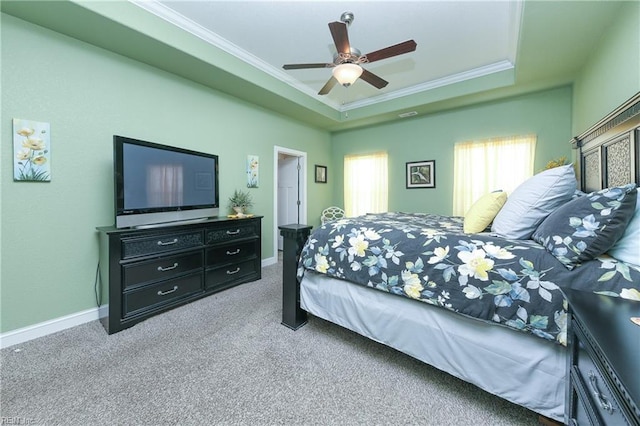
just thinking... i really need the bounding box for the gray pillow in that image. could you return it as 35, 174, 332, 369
491, 165, 577, 239
532, 184, 638, 269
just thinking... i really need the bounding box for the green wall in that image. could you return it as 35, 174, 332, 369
0, 14, 332, 333
572, 1, 640, 134
330, 87, 573, 216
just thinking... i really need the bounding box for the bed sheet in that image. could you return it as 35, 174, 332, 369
300, 270, 566, 421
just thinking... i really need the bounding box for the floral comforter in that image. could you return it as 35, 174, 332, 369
298, 212, 640, 346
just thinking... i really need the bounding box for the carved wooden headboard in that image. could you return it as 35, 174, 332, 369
571, 92, 640, 192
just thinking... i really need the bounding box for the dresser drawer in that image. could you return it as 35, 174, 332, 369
121, 231, 203, 259
123, 251, 203, 289
206, 221, 258, 244
205, 241, 256, 267
123, 273, 203, 318
205, 259, 258, 291
574, 324, 627, 425
569, 369, 599, 426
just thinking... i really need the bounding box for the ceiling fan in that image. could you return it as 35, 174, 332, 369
283, 12, 417, 95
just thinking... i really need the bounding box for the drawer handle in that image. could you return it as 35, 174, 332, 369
157, 238, 178, 246
157, 263, 178, 272
226, 249, 241, 255
157, 286, 178, 296
589, 371, 614, 414
226, 229, 241, 235
226, 267, 241, 275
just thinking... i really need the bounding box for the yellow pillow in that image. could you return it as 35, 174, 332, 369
463, 191, 508, 234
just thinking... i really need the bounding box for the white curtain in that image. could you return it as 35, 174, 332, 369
344, 152, 388, 217
453, 135, 536, 216
147, 165, 184, 207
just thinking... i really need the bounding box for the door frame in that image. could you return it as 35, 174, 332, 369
273, 145, 308, 257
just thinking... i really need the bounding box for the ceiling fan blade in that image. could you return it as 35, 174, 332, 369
360, 69, 388, 89
363, 40, 417, 63
283, 63, 333, 70
318, 76, 338, 95
328, 21, 351, 55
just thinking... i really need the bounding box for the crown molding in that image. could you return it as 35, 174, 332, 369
129, 0, 341, 109
340, 61, 515, 111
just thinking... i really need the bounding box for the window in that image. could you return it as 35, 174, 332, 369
453, 135, 536, 216
344, 152, 388, 217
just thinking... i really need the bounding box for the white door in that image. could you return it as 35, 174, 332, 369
277, 155, 300, 250
274, 147, 307, 254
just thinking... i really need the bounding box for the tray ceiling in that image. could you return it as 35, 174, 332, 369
142, 0, 520, 111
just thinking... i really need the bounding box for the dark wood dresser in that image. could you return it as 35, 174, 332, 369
565, 288, 640, 425
97, 216, 262, 334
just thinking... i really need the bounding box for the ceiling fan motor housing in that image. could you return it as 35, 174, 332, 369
334, 48, 363, 65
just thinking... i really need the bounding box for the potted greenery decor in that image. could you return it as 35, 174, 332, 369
228, 189, 253, 217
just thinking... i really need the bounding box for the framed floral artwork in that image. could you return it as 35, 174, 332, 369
406, 160, 435, 188
13, 118, 51, 182
247, 155, 259, 188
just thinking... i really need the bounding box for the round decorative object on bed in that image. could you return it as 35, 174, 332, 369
463, 190, 507, 233
491, 164, 577, 240
532, 184, 638, 269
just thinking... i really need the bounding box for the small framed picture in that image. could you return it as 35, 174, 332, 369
315, 165, 327, 183
406, 160, 435, 189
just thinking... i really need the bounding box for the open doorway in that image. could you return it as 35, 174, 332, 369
273, 146, 307, 256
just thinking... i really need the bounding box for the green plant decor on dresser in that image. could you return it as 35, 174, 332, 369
228, 189, 254, 216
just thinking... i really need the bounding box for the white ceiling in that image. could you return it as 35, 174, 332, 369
135, 1, 521, 111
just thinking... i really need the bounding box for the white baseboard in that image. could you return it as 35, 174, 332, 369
262, 256, 277, 267
0, 305, 108, 349
1, 260, 278, 349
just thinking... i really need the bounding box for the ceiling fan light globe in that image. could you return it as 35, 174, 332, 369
332, 63, 363, 86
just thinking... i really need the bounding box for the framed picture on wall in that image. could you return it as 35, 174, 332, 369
406, 160, 435, 188
13, 118, 51, 182
315, 165, 327, 183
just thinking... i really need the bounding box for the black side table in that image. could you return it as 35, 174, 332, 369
278, 224, 312, 330
564, 288, 640, 425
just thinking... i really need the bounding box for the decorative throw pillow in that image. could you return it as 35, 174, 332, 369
532, 184, 638, 269
463, 191, 507, 233
491, 164, 577, 239
608, 191, 640, 267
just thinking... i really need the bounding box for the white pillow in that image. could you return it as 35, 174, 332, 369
608, 192, 640, 267
491, 164, 577, 239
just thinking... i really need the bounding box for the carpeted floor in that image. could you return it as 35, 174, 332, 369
1, 260, 539, 425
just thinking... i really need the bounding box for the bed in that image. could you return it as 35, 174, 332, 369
285, 93, 640, 422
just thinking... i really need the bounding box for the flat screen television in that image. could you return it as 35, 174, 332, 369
114, 135, 219, 229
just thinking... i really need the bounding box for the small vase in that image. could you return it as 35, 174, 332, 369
233, 206, 245, 217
